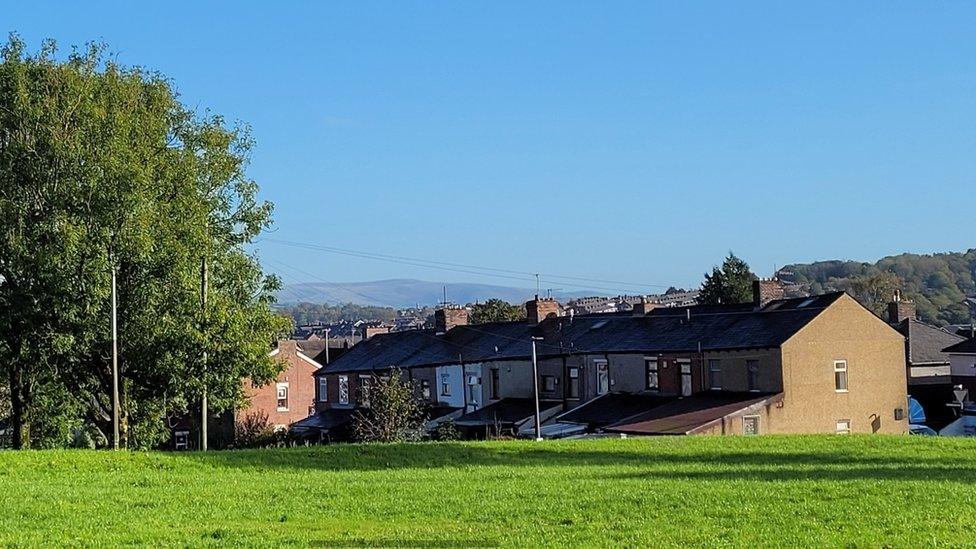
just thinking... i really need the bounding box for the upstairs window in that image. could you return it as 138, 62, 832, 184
338, 375, 349, 405
276, 383, 289, 411
645, 358, 659, 390
490, 369, 500, 400
834, 360, 848, 392
747, 360, 759, 392
708, 359, 722, 390
318, 377, 328, 402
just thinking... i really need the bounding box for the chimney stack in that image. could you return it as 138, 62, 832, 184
435, 306, 468, 334
887, 291, 916, 324
753, 278, 786, 308
526, 295, 561, 324
633, 296, 657, 316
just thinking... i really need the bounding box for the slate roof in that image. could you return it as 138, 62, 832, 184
945, 338, 976, 354
605, 391, 782, 435
556, 393, 675, 428
321, 293, 848, 374
452, 398, 561, 427
894, 319, 965, 366
289, 409, 355, 433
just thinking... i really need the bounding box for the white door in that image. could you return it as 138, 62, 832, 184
680, 362, 692, 396
596, 360, 609, 395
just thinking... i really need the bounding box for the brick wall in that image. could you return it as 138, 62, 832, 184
240, 340, 319, 429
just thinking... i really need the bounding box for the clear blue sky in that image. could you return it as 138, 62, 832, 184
8, 2, 975, 294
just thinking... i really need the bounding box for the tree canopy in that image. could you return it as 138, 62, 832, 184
698, 253, 757, 305
0, 36, 289, 449
468, 298, 525, 324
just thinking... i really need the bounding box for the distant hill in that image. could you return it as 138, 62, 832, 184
784, 249, 976, 326
277, 279, 595, 308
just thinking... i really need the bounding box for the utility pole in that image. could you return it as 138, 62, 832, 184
111, 266, 120, 450
531, 336, 543, 441
324, 328, 331, 364
200, 256, 208, 451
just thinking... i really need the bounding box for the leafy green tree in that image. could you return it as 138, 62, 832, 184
698, 253, 757, 305
0, 36, 289, 449
847, 272, 904, 317
468, 299, 525, 324
352, 369, 427, 443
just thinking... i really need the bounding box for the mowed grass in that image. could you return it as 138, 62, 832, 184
2, 436, 976, 547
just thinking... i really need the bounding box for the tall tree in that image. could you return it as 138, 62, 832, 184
468, 299, 525, 324
0, 36, 289, 449
698, 253, 757, 305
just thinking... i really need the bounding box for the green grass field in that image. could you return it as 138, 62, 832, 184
2, 435, 975, 547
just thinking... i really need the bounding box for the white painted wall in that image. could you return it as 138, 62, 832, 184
435, 364, 465, 408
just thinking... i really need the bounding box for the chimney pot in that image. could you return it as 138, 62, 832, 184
526, 296, 561, 324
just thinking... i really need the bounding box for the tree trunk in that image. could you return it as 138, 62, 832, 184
9, 366, 25, 449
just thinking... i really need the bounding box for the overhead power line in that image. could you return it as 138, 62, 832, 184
260, 237, 676, 295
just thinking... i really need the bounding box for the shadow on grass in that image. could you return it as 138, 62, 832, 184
180, 438, 976, 483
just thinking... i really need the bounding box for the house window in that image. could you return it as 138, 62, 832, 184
595, 360, 609, 395
490, 369, 500, 400
359, 375, 372, 408
276, 383, 289, 411
338, 375, 349, 405
421, 379, 431, 399
836, 419, 851, 434
708, 359, 722, 390
834, 360, 848, 392
679, 361, 692, 397
542, 375, 556, 393
441, 373, 451, 396
743, 415, 760, 435
567, 367, 580, 399
645, 358, 659, 390
747, 360, 759, 392
318, 377, 328, 402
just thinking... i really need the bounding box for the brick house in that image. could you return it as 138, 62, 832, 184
238, 339, 323, 431
308, 283, 907, 440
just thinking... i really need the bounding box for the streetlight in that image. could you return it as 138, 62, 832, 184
531, 336, 544, 441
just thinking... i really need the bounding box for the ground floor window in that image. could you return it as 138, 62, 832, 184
836, 419, 851, 434
421, 379, 431, 399
595, 360, 609, 395
541, 375, 556, 392
441, 373, 452, 396
567, 367, 580, 399
743, 415, 760, 435
174, 430, 189, 451
318, 377, 328, 402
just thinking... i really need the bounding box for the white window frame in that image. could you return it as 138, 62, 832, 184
174, 430, 190, 450
595, 360, 610, 395
359, 375, 372, 408
276, 382, 289, 412
743, 415, 760, 435
338, 375, 349, 405
441, 373, 452, 396
708, 359, 722, 390
318, 377, 328, 402
645, 358, 659, 391
834, 360, 849, 392
421, 379, 431, 399
836, 419, 851, 434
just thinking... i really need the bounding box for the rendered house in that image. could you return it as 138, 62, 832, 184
307, 282, 908, 440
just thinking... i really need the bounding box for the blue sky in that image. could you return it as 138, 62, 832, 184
7, 2, 975, 294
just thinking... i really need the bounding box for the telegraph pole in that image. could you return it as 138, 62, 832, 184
200, 256, 208, 451
531, 336, 543, 441
111, 266, 120, 450
324, 328, 331, 364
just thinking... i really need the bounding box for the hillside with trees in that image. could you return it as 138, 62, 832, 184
277, 302, 397, 325
784, 250, 976, 326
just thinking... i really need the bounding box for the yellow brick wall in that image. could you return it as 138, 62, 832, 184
770, 293, 908, 434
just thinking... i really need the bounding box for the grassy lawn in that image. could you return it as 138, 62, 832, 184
1, 435, 975, 547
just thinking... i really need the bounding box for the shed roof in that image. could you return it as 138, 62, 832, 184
605, 392, 782, 435
945, 338, 976, 354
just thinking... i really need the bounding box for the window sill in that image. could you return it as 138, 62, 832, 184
835, 390, 849, 393
276, 407, 289, 412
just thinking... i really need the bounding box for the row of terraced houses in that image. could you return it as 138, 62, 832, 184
178, 279, 976, 448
